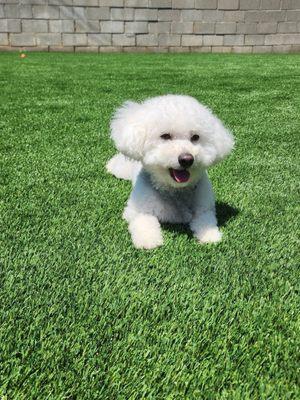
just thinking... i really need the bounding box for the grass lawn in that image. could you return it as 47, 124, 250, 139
0, 52, 299, 399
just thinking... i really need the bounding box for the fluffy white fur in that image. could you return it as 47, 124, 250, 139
106, 94, 234, 249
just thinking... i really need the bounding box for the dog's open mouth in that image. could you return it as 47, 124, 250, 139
169, 168, 190, 183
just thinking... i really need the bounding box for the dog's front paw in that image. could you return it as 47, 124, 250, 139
133, 232, 163, 250
129, 214, 163, 250
197, 227, 222, 244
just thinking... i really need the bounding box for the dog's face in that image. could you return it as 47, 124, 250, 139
110, 95, 234, 188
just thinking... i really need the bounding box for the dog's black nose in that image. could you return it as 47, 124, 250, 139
178, 153, 194, 168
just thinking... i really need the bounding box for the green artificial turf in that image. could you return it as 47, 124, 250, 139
0, 52, 299, 399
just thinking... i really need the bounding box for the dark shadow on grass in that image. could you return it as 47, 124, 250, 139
216, 202, 239, 227
162, 222, 194, 239
162, 202, 239, 237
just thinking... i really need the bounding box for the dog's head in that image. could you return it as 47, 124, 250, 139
110, 95, 234, 188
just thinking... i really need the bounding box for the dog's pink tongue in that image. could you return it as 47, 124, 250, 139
171, 168, 190, 183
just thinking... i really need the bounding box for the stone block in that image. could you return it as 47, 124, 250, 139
4, 5, 19, 18
49, 20, 74, 33
125, 21, 148, 33
111, 8, 134, 21
99, 46, 123, 52
75, 46, 99, 52
123, 46, 158, 53
158, 34, 180, 46
261, 0, 281, 9
172, 22, 193, 33
49, 45, 74, 52
158, 10, 180, 21
223, 34, 244, 45
195, 0, 217, 9
168, 46, 188, 53
245, 34, 265, 45
181, 34, 203, 46
0, 19, 21, 32
72, 6, 87, 19
88, 33, 111, 45
149, 0, 172, 7
36, 33, 61, 45
0, 47, 16, 52
286, 10, 300, 21
73, 0, 98, 5
130, 46, 158, 52
0, 20, 6, 34
100, 0, 123, 5
100, 21, 124, 33
203, 34, 223, 45
245, 11, 286, 22
215, 22, 236, 33
237, 23, 257, 33
257, 23, 277, 33
86, 7, 110, 20
172, 0, 194, 8
147, 46, 169, 52
190, 46, 212, 52
0, 33, 8, 45
149, 22, 171, 33
240, 0, 260, 9
202, 10, 224, 21
63, 33, 87, 45
281, 0, 300, 8
211, 45, 232, 52
136, 34, 159, 46
122, 46, 147, 52
223, 11, 245, 21
182, 10, 203, 21
59, 6, 86, 20
272, 44, 292, 53
59, 6, 73, 19
10, 33, 36, 46
75, 20, 100, 32
125, 0, 148, 6
265, 33, 300, 45
22, 20, 48, 33
20, 5, 32, 18
49, 0, 72, 4
19, 46, 49, 52
218, 0, 239, 10
135, 8, 157, 21
231, 45, 252, 52
194, 22, 215, 33
278, 22, 298, 33
12, 0, 42, 3
253, 45, 272, 52
112, 33, 135, 46
33, 5, 59, 19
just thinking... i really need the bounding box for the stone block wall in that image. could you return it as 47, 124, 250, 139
0, 0, 299, 53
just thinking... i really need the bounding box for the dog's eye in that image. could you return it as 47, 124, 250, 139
191, 134, 200, 142
160, 133, 172, 140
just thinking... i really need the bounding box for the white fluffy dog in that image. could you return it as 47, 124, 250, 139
106, 94, 234, 249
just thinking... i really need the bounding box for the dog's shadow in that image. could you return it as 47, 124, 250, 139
163, 202, 239, 238
216, 202, 239, 228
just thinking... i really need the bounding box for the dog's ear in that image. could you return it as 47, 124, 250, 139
210, 114, 235, 163
110, 101, 146, 161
